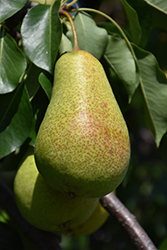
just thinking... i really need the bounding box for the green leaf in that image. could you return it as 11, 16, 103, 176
159, 237, 167, 250
101, 57, 129, 113
66, 12, 108, 60
134, 45, 167, 147
0, 209, 9, 223
28, 114, 37, 147
144, 0, 167, 14
0, 0, 26, 23
104, 35, 139, 101
125, 0, 151, 48
21, 0, 62, 73
97, 22, 130, 38
39, 72, 52, 100
31, 86, 49, 131
0, 84, 33, 159
121, 0, 142, 44
24, 63, 41, 100
148, 2, 167, 31
59, 33, 72, 55
0, 31, 27, 94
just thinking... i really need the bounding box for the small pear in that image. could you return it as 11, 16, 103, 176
14, 150, 99, 232
57, 201, 110, 235
35, 50, 130, 198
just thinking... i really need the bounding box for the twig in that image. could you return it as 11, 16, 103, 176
101, 192, 157, 250
0, 178, 62, 250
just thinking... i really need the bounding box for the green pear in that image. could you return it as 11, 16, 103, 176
14, 150, 99, 232
57, 201, 110, 235
35, 50, 131, 198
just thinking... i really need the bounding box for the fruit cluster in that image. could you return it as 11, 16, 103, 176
14, 50, 130, 235
14, 150, 109, 234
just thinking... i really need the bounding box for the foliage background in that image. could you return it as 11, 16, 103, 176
0, 0, 167, 249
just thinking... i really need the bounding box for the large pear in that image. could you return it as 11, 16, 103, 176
35, 50, 130, 198
14, 151, 99, 232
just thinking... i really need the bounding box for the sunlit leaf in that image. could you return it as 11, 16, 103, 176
0, 32, 27, 94
21, 0, 62, 73
134, 45, 167, 146
0, 0, 26, 23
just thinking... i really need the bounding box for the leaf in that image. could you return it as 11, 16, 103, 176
66, 11, 108, 60
121, 0, 142, 44
0, 0, 26, 23
0, 84, 33, 159
97, 22, 130, 38
125, 0, 151, 48
144, 0, 167, 14
21, 0, 62, 73
0, 209, 9, 223
28, 114, 38, 147
0, 31, 27, 94
159, 237, 167, 250
59, 33, 72, 55
31, 86, 49, 131
38, 71, 52, 100
104, 35, 139, 102
24, 63, 41, 100
148, 2, 167, 31
134, 45, 167, 147
101, 57, 129, 113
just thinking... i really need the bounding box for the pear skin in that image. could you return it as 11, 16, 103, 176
57, 201, 110, 235
14, 151, 99, 232
35, 50, 131, 198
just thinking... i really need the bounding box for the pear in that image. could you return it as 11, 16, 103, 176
35, 50, 130, 198
57, 201, 110, 235
14, 150, 99, 232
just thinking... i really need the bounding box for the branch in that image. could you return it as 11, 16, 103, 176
0, 178, 62, 250
100, 192, 157, 250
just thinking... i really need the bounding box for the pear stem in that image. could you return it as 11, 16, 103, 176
59, 9, 80, 51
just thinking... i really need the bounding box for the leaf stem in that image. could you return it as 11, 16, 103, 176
66, 0, 78, 8
60, 0, 69, 6
59, 9, 79, 51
